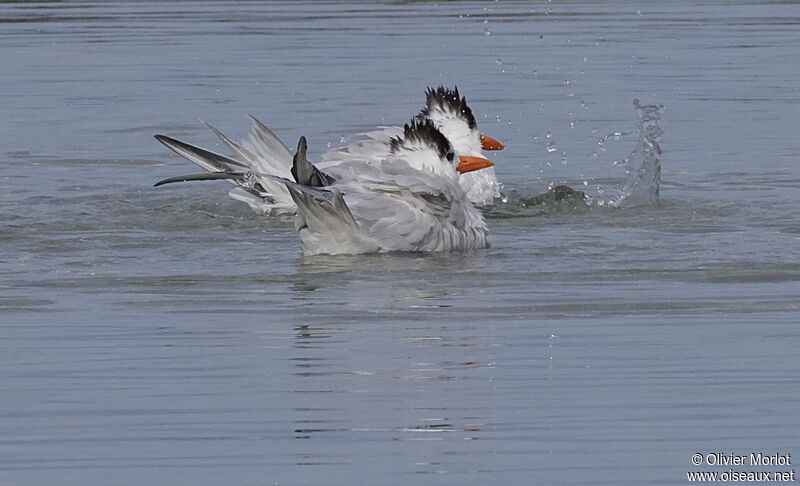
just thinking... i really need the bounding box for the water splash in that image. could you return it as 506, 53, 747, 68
546, 131, 557, 153
484, 185, 589, 219
609, 99, 663, 208
488, 98, 663, 219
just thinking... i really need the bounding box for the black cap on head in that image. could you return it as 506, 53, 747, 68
417, 85, 477, 130
390, 118, 453, 162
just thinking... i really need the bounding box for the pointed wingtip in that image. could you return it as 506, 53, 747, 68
247, 113, 263, 126
200, 118, 222, 133
297, 136, 308, 157
153, 176, 175, 187
201, 119, 223, 137
153, 171, 244, 188
154, 134, 175, 147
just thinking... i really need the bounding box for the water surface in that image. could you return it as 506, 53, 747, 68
1, 1, 799, 485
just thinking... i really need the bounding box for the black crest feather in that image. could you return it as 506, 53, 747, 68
390, 118, 452, 161
417, 85, 477, 130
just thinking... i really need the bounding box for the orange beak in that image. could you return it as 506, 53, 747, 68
480, 134, 505, 151
457, 155, 495, 174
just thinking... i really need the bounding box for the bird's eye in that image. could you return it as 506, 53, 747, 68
446, 151, 455, 162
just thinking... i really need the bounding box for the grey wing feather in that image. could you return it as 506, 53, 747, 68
154, 126, 296, 213
202, 120, 261, 166
154, 171, 245, 187
240, 115, 294, 178
154, 134, 248, 172
249, 115, 293, 159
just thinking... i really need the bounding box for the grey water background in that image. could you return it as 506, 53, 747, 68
1, 1, 799, 484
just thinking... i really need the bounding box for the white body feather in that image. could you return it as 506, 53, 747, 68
155, 87, 502, 215
289, 155, 490, 255
224, 117, 499, 214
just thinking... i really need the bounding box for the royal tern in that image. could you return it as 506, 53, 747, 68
156, 119, 494, 255
418, 86, 504, 205
153, 86, 503, 214
319, 86, 504, 205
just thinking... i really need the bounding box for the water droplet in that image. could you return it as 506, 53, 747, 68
546, 141, 557, 153
582, 180, 589, 186
561, 152, 568, 165
495, 58, 502, 65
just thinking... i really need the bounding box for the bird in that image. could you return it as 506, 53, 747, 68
153, 86, 504, 215
156, 119, 494, 255
319, 86, 504, 205
418, 86, 504, 205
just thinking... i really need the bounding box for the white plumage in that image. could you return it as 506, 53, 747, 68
281, 121, 491, 255
154, 87, 504, 215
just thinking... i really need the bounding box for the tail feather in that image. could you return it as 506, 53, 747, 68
291, 136, 335, 187
284, 182, 374, 254
284, 180, 357, 228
